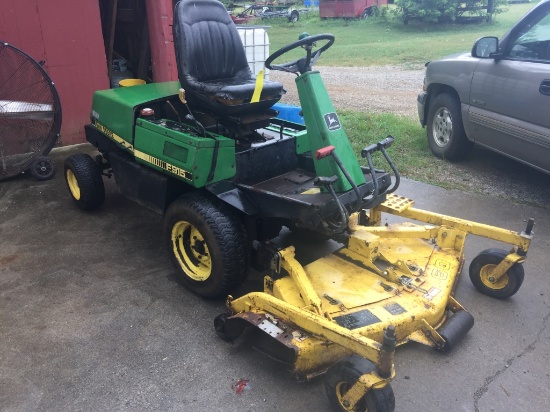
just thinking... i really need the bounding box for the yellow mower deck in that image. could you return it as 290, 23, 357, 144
220, 194, 533, 410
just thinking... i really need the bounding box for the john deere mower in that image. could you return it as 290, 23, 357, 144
64, 0, 534, 410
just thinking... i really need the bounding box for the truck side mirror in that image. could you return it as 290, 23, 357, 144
472, 37, 499, 59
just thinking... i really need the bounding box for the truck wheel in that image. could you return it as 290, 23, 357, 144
64, 153, 105, 210
30, 156, 56, 181
164, 194, 249, 299
325, 355, 395, 412
427, 93, 473, 161
289, 10, 299, 22
361, 8, 370, 19
469, 248, 524, 299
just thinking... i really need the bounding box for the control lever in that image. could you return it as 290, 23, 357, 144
314, 175, 339, 187
179, 88, 206, 137
361, 135, 395, 158
315, 146, 362, 213
361, 135, 400, 194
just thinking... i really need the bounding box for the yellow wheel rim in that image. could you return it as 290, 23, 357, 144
335, 381, 360, 411
66, 169, 81, 200
480, 264, 509, 290
171, 221, 212, 281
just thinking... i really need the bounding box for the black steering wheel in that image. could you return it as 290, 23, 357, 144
265, 33, 335, 75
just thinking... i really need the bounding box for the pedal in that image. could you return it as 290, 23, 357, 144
380, 194, 414, 212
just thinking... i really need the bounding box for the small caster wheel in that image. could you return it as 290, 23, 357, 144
324, 355, 395, 412
214, 313, 245, 342
469, 248, 524, 299
214, 313, 231, 341
30, 156, 56, 181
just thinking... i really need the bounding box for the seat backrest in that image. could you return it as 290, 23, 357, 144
173, 0, 252, 86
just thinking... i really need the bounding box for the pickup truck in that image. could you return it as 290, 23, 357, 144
417, 0, 550, 175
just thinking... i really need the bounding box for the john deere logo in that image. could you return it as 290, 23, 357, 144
324, 113, 341, 131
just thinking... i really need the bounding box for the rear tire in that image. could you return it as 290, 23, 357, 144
427, 93, 473, 161
64, 153, 105, 210
164, 193, 249, 299
325, 355, 395, 412
289, 10, 299, 22
361, 8, 370, 19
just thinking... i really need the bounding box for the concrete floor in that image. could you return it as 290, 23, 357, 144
1, 144, 549, 412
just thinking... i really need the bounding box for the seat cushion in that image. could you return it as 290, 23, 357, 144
186, 75, 284, 102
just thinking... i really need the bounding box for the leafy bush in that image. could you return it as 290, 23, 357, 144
395, 0, 455, 23
369, 5, 390, 19
394, 0, 507, 24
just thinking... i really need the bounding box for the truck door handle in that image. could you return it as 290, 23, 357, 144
540, 80, 550, 96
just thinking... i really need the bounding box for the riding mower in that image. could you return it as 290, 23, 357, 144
63, 0, 534, 410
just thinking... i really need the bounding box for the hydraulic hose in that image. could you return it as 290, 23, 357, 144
379, 146, 400, 194
325, 182, 349, 233
362, 152, 380, 209
330, 151, 362, 213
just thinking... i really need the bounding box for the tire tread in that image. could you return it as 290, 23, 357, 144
164, 193, 249, 298
325, 355, 395, 412
469, 248, 524, 299
64, 153, 105, 210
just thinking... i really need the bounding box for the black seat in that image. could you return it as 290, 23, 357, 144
173, 0, 284, 115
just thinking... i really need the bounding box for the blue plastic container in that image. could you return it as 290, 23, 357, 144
272, 103, 304, 125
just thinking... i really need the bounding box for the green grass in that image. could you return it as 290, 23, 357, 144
263, 3, 536, 66
339, 111, 451, 187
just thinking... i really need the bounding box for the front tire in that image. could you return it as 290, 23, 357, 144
64, 153, 105, 210
469, 248, 524, 299
325, 355, 395, 412
427, 93, 473, 161
164, 194, 249, 299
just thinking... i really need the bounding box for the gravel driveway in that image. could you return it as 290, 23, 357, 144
271, 65, 424, 118
271, 65, 550, 210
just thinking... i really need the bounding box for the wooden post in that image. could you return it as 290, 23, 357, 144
137, 17, 151, 81
145, 0, 178, 82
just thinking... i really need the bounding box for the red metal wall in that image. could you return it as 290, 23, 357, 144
146, 0, 178, 82
0, 0, 109, 145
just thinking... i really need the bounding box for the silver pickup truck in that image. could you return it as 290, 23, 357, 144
417, 0, 550, 174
